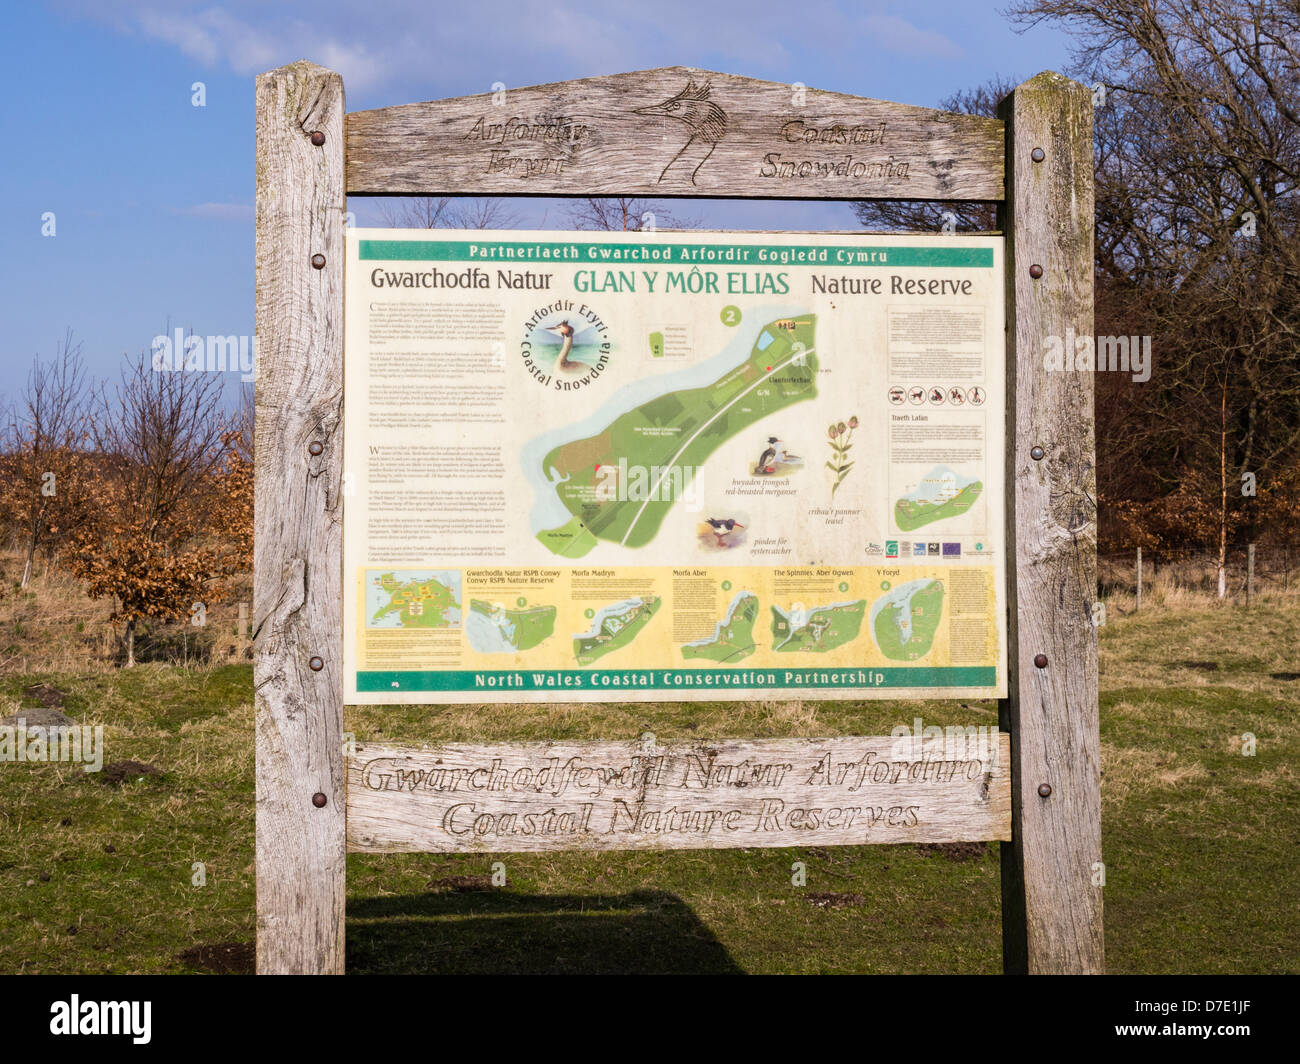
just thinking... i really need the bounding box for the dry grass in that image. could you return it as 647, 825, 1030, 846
0, 550, 252, 674
1099, 548, 1300, 614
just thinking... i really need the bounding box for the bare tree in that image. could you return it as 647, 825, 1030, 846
235, 380, 254, 464
379, 196, 522, 229
1008, 0, 1300, 596
66, 348, 234, 665
851, 77, 1018, 233
1, 330, 91, 587
564, 197, 702, 231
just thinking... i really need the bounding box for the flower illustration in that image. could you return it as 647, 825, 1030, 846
827, 415, 858, 500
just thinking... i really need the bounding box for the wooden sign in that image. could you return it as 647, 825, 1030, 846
346, 67, 1003, 201
255, 59, 1102, 975
347, 733, 1010, 853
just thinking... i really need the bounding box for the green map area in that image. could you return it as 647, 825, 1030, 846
894, 482, 983, 532
681, 592, 759, 663
872, 580, 945, 661
538, 314, 818, 557
467, 600, 556, 652
770, 600, 866, 653
370, 572, 460, 629
574, 596, 662, 666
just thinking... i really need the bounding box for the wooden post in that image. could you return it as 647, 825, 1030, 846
1136, 546, 1143, 612
253, 60, 347, 974
998, 72, 1104, 974
1247, 543, 1255, 606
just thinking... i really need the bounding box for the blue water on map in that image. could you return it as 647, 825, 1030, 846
682, 590, 754, 647
573, 598, 644, 640
466, 607, 517, 653
868, 579, 933, 650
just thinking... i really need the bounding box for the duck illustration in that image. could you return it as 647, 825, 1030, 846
633, 80, 728, 186
545, 320, 581, 370
756, 436, 800, 473
704, 517, 745, 548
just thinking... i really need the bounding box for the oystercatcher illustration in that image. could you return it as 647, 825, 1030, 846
633, 79, 728, 186
704, 517, 745, 548
545, 320, 581, 371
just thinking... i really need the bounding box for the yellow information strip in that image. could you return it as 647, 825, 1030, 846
355, 564, 998, 694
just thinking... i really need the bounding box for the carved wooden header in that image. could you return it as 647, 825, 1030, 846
346, 66, 1004, 201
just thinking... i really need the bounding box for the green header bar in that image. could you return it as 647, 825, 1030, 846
358, 240, 994, 269
357, 666, 997, 693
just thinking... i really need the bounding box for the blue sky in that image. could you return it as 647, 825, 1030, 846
1, 1, 1074, 399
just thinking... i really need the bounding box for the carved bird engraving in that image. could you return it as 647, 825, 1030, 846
633, 79, 728, 186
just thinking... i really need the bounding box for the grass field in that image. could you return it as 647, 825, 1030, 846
0, 579, 1296, 973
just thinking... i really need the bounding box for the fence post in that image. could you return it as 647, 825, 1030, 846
253, 60, 347, 975
1136, 546, 1142, 612
998, 71, 1104, 974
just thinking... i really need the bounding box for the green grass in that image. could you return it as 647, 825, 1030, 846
0, 665, 254, 974
1, 602, 1296, 973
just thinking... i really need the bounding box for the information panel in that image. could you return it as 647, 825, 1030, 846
342, 230, 1006, 703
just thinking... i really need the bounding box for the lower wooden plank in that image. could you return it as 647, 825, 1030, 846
347, 734, 1010, 853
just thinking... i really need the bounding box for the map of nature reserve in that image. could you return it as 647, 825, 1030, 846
365, 570, 462, 630
341, 229, 1008, 704
465, 599, 557, 653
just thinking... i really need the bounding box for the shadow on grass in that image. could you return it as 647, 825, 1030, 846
348, 889, 743, 974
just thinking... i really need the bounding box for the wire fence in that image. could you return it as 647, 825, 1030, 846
1099, 544, 1297, 607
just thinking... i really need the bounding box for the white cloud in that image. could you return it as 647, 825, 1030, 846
59, 0, 979, 109
71, 2, 387, 89
63, 0, 873, 97
861, 13, 962, 59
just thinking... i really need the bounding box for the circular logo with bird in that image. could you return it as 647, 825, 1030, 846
520, 309, 614, 390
